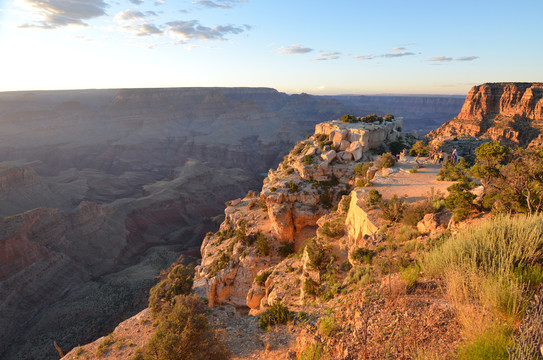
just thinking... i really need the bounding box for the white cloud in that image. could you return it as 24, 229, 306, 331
381, 51, 415, 58
456, 56, 479, 61
354, 54, 374, 60
129, 0, 144, 4
114, 9, 146, 22
314, 51, 341, 61
278, 44, 313, 55
428, 56, 453, 62
17, 0, 108, 29
192, 0, 248, 9
166, 20, 248, 42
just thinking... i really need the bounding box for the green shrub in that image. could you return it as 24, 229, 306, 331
437, 157, 470, 182
351, 247, 373, 264
409, 140, 429, 157
320, 220, 344, 238
375, 152, 396, 169
96, 333, 115, 357
258, 300, 293, 329
140, 294, 231, 360
303, 278, 319, 297
149, 264, 194, 315
303, 155, 312, 165
455, 325, 511, 360
353, 162, 373, 177
319, 315, 337, 337
305, 238, 330, 271
299, 343, 327, 360
254, 270, 272, 286
287, 181, 299, 193
341, 114, 356, 123
256, 232, 270, 256
380, 194, 407, 222
445, 180, 476, 221
347, 265, 373, 286
367, 189, 382, 208
259, 198, 268, 212
277, 242, 295, 257
401, 264, 421, 288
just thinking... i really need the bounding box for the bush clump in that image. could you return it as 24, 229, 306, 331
305, 238, 330, 271
254, 270, 272, 286
375, 152, 396, 169
149, 264, 194, 315
277, 242, 295, 257
139, 294, 231, 360
258, 300, 293, 329
256, 232, 270, 256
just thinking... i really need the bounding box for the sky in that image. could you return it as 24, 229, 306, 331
0, 0, 541, 95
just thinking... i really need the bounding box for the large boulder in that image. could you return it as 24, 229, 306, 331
347, 141, 363, 161
321, 150, 337, 165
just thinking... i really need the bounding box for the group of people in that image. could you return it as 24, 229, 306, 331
430, 147, 459, 165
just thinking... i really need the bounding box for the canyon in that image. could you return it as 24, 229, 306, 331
0, 87, 462, 359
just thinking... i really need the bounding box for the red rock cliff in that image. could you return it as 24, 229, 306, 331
429, 82, 543, 146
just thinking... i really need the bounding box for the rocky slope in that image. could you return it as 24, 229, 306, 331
428, 82, 543, 146
61, 118, 463, 360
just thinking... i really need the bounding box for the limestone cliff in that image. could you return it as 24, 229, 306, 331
195, 117, 401, 309
428, 82, 543, 146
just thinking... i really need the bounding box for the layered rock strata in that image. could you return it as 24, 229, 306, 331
429, 82, 543, 146
195, 119, 401, 309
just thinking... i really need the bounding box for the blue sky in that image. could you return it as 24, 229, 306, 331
0, 0, 541, 94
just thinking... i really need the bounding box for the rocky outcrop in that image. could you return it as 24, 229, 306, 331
429, 83, 543, 146
196, 118, 404, 310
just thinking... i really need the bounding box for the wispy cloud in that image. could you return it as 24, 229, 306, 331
129, 0, 144, 4
192, 0, 248, 9
428, 56, 453, 62
314, 51, 341, 61
17, 0, 108, 29
428, 55, 480, 63
122, 23, 163, 36
393, 47, 405, 51
278, 44, 313, 55
381, 51, 415, 58
166, 20, 249, 42
456, 56, 479, 61
354, 53, 375, 60
114, 9, 146, 22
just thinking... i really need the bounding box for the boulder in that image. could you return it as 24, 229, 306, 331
347, 141, 363, 161
338, 151, 353, 161
246, 285, 266, 309
321, 149, 337, 164
417, 211, 452, 233
339, 139, 350, 151
332, 131, 347, 147
305, 146, 317, 157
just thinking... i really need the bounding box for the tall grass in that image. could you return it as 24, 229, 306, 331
421, 215, 543, 359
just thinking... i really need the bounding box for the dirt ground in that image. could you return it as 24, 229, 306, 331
372, 156, 455, 203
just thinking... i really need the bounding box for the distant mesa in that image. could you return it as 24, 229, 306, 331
429, 82, 543, 146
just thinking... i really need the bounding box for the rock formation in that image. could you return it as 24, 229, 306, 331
195, 117, 402, 310
429, 82, 543, 146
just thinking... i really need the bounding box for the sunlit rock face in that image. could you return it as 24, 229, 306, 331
429, 82, 543, 146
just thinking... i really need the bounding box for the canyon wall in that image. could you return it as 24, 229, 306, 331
429, 83, 543, 146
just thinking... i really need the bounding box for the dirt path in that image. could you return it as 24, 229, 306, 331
371, 156, 454, 203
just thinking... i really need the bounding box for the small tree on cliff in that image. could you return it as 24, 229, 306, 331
470, 141, 510, 195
